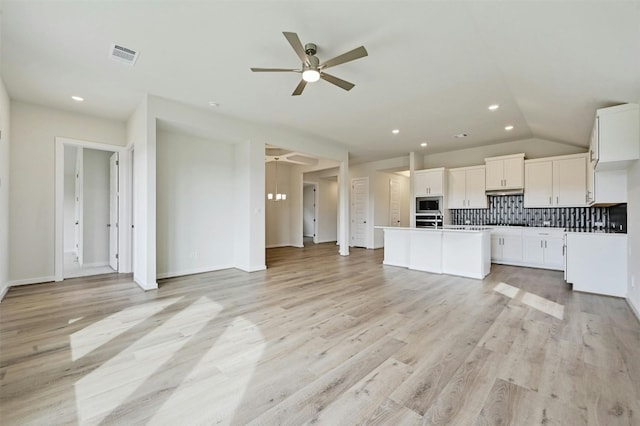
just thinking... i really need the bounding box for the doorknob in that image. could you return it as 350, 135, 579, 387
364, 221, 367, 223
107, 224, 111, 228
75, 221, 79, 225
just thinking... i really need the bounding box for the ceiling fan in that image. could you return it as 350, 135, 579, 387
251, 32, 368, 96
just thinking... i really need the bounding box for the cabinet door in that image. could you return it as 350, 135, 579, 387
485, 160, 504, 190
414, 172, 429, 197
501, 235, 523, 262
503, 157, 524, 189
543, 237, 565, 269
490, 235, 503, 261
523, 237, 544, 265
524, 161, 553, 207
465, 167, 487, 208
553, 156, 586, 207
448, 169, 466, 209
424, 170, 443, 196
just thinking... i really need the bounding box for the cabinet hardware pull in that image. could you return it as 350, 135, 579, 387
556, 196, 559, 204
541, 240, 543, 248
545, 241, 547, 248
549, 196, 552, 205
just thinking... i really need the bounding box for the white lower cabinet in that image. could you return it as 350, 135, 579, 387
490, 228, 523, 264
522, 229, 565, 270
565, 233, 627, 297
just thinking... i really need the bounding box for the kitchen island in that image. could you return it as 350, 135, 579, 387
377, 226, 492, 279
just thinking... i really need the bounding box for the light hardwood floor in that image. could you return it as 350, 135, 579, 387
1, 243, 639, 425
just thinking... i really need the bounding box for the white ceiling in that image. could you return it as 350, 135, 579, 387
2, 1, 640, 163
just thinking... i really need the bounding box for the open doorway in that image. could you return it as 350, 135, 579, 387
55, 137, 130, 282
62, 146, 118, 278
303, 183, 318, 245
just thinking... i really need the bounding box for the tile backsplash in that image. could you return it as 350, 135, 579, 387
451, 195, 613, 229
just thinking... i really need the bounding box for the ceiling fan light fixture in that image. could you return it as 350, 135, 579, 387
302, 69, 321, 82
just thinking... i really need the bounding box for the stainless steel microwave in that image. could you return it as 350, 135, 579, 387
416, 197, 441, 214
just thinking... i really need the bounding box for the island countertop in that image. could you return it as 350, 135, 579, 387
375, 226, 492, 233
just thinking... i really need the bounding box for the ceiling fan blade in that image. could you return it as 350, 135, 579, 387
320, 46, 368, 69
251, 67, 299, 72
283, 32, 309, 65
292, 79, 307, 96
320, 72, 355, 91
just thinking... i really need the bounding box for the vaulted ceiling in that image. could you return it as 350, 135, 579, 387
2, 1, 639, 163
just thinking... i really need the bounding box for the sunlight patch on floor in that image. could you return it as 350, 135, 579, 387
70, 297, 183, 361
521, 292, 564, 320
148, 316, 265, 425
74, 296, 222, 424
493, 282, 520, 299
493, 282, 564, 320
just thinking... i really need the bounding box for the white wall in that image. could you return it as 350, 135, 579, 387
156, 129, 235, 278
82, 148, 111, 265
63, 146, 77, 253
627, 154, 640, 318
0, 77, 10, 299
265, 161, 292, 248
9, 101, 125, 285
317, 178, 338, 243
233, 139, 266, 271
422, 138, 585, 169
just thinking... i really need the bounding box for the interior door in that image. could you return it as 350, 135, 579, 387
109, 152, 119, 270
74, 148, 84, 266
351, 177, 369, 247
389, 178, 401, 227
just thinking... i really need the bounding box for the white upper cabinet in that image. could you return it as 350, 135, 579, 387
448, 166, 487, 209
413, 168, 445, 196
552, 156, 587, 207
592, 103, 639, 171
485, 153, 525, 191
524, 154, 588, 208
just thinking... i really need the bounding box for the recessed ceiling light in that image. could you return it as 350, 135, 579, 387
71, 96, 84, 102
420, 142, 428, 147
453, 133, 468, 138
392, 129, 400, 134
505, 125, 514, 131
488, 104, 500, 111
208, 101, 219, 107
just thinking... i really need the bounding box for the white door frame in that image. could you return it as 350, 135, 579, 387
55, 137, 132, 282
109, 152, 119, 270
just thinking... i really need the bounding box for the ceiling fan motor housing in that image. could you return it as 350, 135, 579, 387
304, 43, 317, 56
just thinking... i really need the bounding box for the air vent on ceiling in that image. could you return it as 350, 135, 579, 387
110, 43, 139, 65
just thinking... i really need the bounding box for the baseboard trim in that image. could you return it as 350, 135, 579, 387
266, 243, 291, 248
157, 265, 235, 280
0, 284, 8, 303
8, 276, 56, 287
235, 264, 267, 273
133, 275, 158, 291
627, 298, 640, 324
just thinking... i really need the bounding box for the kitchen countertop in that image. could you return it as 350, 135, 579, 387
454, 224, 626, 234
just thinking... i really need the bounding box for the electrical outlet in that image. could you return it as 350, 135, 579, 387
465, 220, 471, 225
543, 220, 551, 226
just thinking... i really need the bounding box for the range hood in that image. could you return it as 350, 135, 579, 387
485, 188, 524, 196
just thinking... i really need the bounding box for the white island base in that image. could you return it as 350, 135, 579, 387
378, 227, 491, 279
